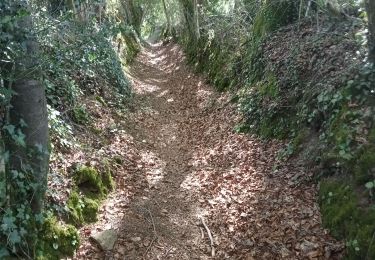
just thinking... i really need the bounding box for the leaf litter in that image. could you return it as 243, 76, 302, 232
65, 43, 344, 259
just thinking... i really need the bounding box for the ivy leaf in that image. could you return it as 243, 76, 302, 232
19, 119, 28, 128
365, 181, 374, 189
9, 230, 21, 244
3, 124, 15, 136
14, 129, 26, 147
1, 215, 16, 231
0, 247, 9, 258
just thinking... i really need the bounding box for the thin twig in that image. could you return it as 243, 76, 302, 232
143, 208, 157, 259
200, 216, 215, 257
200, 226, 205, 239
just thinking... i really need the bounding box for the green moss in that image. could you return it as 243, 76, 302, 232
91, 126, 103, 135
368, 127, 375, 143
67, 191, 85, 225
330, 107, 353, 145
291, 128, 310, 152
68, 166, 114, 226
67, 191, 99, 225
102, 166, 115, 193
36, 215, 79, 259
74, 166, 106, 198
327, 105, 359, 163
258, 72, 278, 98
71, 106, 90, 124
82, 197, 99, 223
354, 146, 375, 185
95, 95, 106, 106
320, 180, 358, 237
122, 32, 140, 63
319, 179, 375, 259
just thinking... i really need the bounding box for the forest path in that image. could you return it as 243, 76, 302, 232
76, 43, 341, 259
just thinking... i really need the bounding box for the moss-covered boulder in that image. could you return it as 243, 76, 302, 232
74, 166, 114, 198
36, 216, 79, 260
68, 166, 114, 226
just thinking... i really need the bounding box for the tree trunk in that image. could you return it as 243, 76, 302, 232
193, 0, 200, 39
4, 4, 49, 214
179, 0, 200, 41
366, 0, 375, 64
66, 0, 78, 19
162, 0, 172, 35
119, 0, 143, 36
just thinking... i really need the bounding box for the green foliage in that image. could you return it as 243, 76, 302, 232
67, 191, 85, 225
71, 106, 90, 125
319, 179, 375, 259
354, 147, 375, 185
48, 105, 74, 149
252, 0, 298, 40
74, 166, 110, 198
36, 215, 79, 260
1, 2, 133, 257
39, 20, 131, 105
68, 166, 114, 226
102, 164, 116, 192
238, 71, 293, 139
67, 191, 99, 226
178, 2, 375, 258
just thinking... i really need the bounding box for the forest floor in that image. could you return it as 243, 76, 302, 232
74, 43, 343, 259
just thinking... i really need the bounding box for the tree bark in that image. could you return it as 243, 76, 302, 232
179, 0, 200, 41
4, 4, 49, 214
193, 0, 200, 39
366, 0, 375, 64
162, 0, 172, 35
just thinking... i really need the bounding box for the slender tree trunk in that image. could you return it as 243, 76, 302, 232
366, 0, 375, 64
162, 0, 172, 35
5, 3, 49, 214
193, 0, 200, 39
120, 0, 142, 36
66, 0, 78, 19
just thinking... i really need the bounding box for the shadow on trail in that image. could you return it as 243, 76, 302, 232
113, 43, 210, 259
76, 43, 341, 260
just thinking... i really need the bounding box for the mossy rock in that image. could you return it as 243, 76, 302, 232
67, 191, 85, 225
36, 215, 79, 259
67, 191, 99, 225
102, 167, 115, 193
69, 166, 114, 226
74, 166, 113, 199
82, 197, 99, 223
319, 178, 375, 259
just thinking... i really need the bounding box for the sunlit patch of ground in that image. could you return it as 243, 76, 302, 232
74, 43, 342, 260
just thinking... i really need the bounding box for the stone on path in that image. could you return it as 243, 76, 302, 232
91, 229, 118, 251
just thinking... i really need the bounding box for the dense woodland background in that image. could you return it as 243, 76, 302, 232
0, 0, 375, 259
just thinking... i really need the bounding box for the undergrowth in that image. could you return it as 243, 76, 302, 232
179, 2, 375, 258
0, 1, 139, 257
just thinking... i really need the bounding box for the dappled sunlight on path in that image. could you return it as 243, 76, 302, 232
74, 43, 341, 259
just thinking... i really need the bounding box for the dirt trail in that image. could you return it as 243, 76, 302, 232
75, 43, 342, 259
